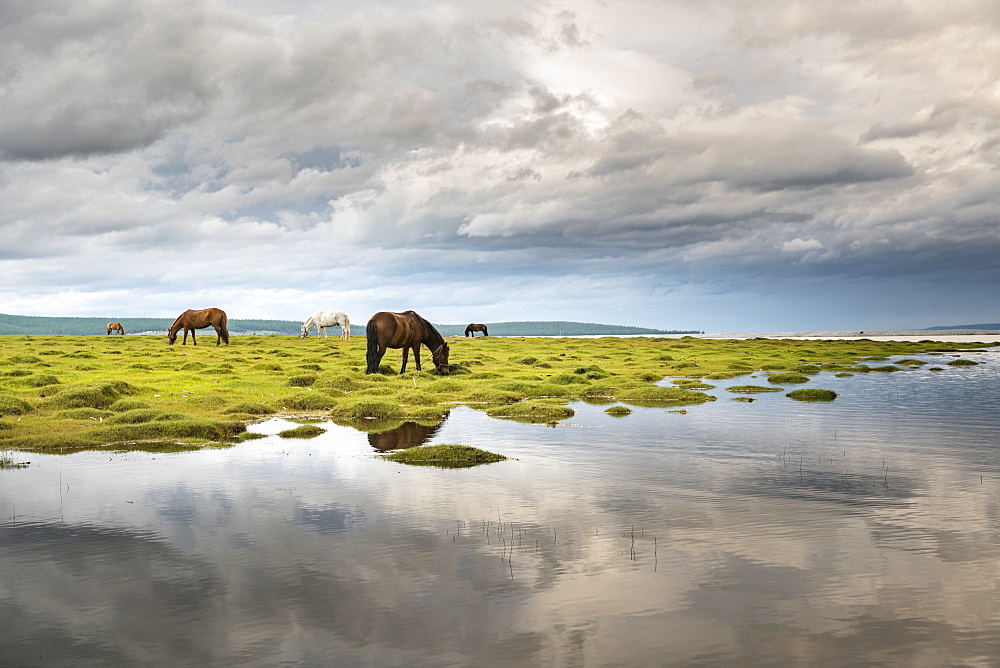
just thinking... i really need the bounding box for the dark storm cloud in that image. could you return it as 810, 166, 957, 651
0, 0, 226, 160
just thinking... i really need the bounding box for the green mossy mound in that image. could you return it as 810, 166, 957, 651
56, 408, 113, 420
97, 418, 245, 443
605, 406, 632, 417
288, 374, 317, 387
381, 444, 506, 468
110, 398, 151, 412
279, 393, 337, 411
107, 409, 190, 424
727, 385, 783, 394
224, 402, 276, 415
278, 424, 326, 439
486, 401, 575, 423
330, 399, 404, 421
0, 395, 34, 415
946, 359, 979, 366
786, 389, 838, 402
616, 385, 715, 407
21, 374, 60, 387
766, 373, 810, 384
45, 381, 140, 409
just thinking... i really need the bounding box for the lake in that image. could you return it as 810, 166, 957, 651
1, 348, 998, 666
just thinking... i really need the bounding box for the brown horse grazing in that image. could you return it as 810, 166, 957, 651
366, 310, 450, 375
465, 323, 488, 337
106, 322, 125, 335
167, 308, 229, 346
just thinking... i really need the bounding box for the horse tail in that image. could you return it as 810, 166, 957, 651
365, 318, 380, 373
219, 311, 230, 345
342, 313, 351, 339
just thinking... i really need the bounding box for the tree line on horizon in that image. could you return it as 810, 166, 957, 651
0, 313, 701, 337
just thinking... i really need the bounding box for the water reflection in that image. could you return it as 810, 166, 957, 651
0, 350, 997, 665
366, 419, 447, 452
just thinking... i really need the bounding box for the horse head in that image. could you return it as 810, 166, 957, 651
432, 342, 451, 375
167, 330, 178, 345
300, 324, 309, 338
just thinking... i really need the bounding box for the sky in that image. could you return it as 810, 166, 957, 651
1, 0, 998, 333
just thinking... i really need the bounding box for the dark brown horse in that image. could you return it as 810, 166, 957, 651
106, 322, 125, 335
465, 323, 488, 337
167, 308, 229, 346
365, 311, 450, 374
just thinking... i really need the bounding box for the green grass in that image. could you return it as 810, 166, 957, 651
278, 424, 326, 438
786, 389, 838, 402
727, 385, 784, 394
381, 444, 506, 468
0, 333, 992, 453
766, 373, 811, 384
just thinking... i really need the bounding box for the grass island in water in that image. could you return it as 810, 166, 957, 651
0, 334, 994, 453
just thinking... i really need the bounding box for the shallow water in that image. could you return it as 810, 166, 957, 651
1, 350, 998, 666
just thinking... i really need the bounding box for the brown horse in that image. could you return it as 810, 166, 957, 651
167, 308, 229, 346
106, 322, 125, 335
365, 310, 450, 374
465, 323, 488, 337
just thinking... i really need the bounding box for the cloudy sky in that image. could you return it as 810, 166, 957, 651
2, 0, 998, 332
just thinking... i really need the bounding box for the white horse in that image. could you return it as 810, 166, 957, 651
301, 310, 351, 340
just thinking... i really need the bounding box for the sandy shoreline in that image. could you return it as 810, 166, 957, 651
699, 329, 1000, 343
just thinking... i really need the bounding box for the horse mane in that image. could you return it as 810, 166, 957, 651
168, 312, 187, 332
406, 311, 444, 347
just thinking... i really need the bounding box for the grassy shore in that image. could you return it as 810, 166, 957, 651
0, 334, 993, 453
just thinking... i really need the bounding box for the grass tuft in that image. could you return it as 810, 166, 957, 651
278, 424, 326, 439
381, 444, 506, 468
786, 389, 838, 402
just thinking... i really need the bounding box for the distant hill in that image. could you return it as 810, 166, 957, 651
924, 323, 1000, 330
435, 321, 699, 336
0, 313, 698, 337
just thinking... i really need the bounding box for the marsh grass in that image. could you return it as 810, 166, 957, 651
766, 373, 811, 384
727, 385, 783, 394
786, 389, 838, 402
278, 424, 326, 438
0, 333, 992, 453
381, 444, 506, 468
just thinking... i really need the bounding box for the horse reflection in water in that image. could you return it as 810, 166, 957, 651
367, 419, 447, 453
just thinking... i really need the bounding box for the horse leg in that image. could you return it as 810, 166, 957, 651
214, 325, 222, 346
412, 346, 422, 372
400, 347, 410, 373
